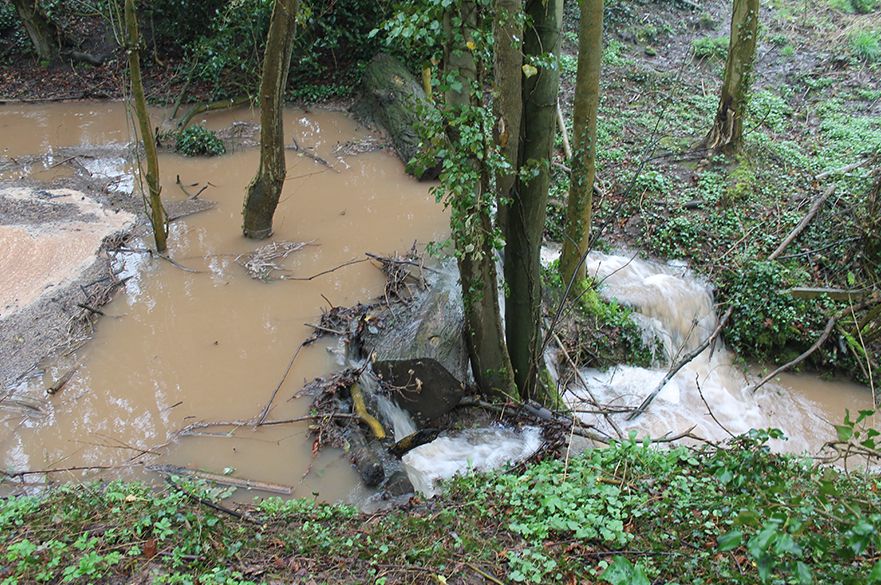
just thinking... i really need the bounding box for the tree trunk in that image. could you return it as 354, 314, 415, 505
10, 0, 59, 61
493, 0, 523, 236
705, 0, 760, 153
560, 0, 603, 289
505, 0, 562, 399
242, 0, 299, 239
351, 53, 441, 180
125, 0, 167, 253
443, 2, 517, 400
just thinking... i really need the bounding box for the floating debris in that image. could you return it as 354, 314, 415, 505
235, 240, 311, 281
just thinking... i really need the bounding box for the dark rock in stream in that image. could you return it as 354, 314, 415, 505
382, 470, 414, 497
361, 266, 469, 426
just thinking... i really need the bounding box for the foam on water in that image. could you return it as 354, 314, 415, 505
402, 426, 542, 497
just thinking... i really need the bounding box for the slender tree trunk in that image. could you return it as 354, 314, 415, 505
10, 0, 59, 61
505, 0, 562, 399
125, 0, 166, 253
560, 0, 603, 289
242, 0, 299, 239
705, 0, 760, 153
444, 3, 517, 400
493, 0, 523, 236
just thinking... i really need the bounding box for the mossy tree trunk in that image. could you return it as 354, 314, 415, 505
705, 0, 760, 153
352, 53, 440, 179
444, 2, 517, 400
125, 0, 166, 253
10, 0, 59, 61
560, 0, 603, 289
242, 0, 299, 239
505, 0, 562, 400
492, 0, 523, 236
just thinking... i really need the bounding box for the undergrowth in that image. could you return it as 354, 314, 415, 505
2, 431, 879, 584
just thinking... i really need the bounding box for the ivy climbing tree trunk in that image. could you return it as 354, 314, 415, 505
492, 0, 523, 237
560, 0, 603, 289
125, 0, 166, 253
505, 0, 562, 400
10, 0, 59, 61
443, 2, 517, 400
705, 0, 760, 153
242, 0, 299, 239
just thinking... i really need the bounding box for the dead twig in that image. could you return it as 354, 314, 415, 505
552, 331, 624, 439
695, 374, 735, 438
255, 344, 305, 425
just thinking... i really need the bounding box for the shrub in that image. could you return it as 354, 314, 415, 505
850, 29, 881, 62
692, 35, 729, 61
828, 0, 880, 13
175, 125, 226, 157
723, 261, 818, 361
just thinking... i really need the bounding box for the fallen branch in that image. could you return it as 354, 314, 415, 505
769, 185, 836, 261
176, 97, 250, 131
159, 254, 205, 274
149, 464, 293, 495
289, 138, 340, 173
627, 306, 734, 421
167, 477, 258, 524
176, 413, 356, 437
282, 257, 368, 281
255, 344, 305, 425
815, 158, 870, 180
747, 316, 837, 394
2, 464, 120, 479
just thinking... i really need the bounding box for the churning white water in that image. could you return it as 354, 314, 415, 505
402, 427, 543, 497
567, 252, 869, 454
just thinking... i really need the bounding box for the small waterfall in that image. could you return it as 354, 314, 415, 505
402, 427, 542, 497
568, 252, 850, 454
375, 394, 417, 442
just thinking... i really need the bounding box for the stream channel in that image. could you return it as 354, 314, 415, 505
0, 102, 876, 506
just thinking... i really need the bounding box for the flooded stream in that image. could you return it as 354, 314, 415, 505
0, 103, 447, 502
0, 103, 876, 505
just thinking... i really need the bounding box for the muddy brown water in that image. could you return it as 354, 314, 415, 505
0, 103, 447, 502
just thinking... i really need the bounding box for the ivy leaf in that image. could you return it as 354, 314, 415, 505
601, 556, 650, 585
717, 529, 743, 551
834, 424, 853, 442
522, 64, 538, 78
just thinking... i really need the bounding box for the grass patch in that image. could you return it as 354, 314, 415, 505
850, 28, 881, 62
692, 35, 729, 61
